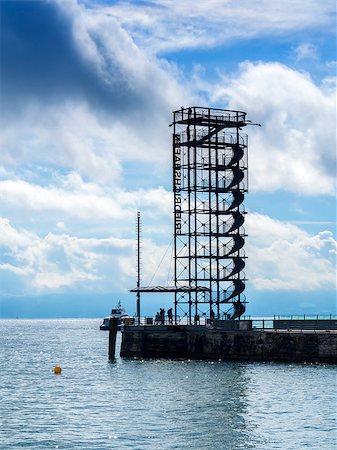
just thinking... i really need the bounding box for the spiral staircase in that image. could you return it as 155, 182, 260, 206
172, 107, 248, 322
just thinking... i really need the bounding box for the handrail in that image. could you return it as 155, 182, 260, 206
125, 315, 337, 330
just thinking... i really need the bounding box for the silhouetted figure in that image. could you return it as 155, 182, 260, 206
210, 309, 215, 324
154, 311, 161, 325
167, 308, 173, 324
194, 313, 200, 325
160, 308, 165, 325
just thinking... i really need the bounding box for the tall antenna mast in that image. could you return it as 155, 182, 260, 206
136, 211, 141, 325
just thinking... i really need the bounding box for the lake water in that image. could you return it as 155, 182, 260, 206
1, 319, 336, 449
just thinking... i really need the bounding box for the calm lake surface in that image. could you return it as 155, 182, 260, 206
1, 319, 336, 449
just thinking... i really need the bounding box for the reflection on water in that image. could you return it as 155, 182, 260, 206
0, 319, 336, 449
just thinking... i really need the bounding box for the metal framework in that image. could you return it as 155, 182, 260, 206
172, 107, 248, 323
130, 286, 210, 293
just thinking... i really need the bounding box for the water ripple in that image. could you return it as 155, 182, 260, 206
1, 319, 336, 449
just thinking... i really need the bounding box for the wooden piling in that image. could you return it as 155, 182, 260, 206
108, 317, 119, 361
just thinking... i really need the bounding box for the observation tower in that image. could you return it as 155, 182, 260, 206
172, 107, 249, 324
122, 108, 337, 364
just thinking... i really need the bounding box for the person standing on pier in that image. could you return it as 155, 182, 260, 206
154, 311, 160, 325
160, 308, 165, 325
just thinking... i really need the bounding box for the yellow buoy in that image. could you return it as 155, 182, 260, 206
53, 366, 62, 374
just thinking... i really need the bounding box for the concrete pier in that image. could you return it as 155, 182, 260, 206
120, 325, 337, 363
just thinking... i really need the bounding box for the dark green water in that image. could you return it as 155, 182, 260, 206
1, 319, 336, 449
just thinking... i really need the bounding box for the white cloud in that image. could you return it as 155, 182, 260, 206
0, 176, 172, 239
100, 0, 336, 53
1, 213, 335, 295
56, 221, 66, 231
0, 96, 178, 186
293, 43, 318, 61
1, 0, 194, 184
0, 218, 132, 292
246, 213, 336, 291
209, 62, 336, 195
0, 218, 173, 294
2, 106, 95, 184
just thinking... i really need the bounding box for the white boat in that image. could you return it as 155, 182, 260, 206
99, 301, 129, 330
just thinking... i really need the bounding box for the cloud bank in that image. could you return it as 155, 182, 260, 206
246, 213, 336, 291
0, 0, 335, 305
1, 0, 335, 195
209, 62, 336, 195
102, 0, 336, 53
1, 0, 192, 184
1, 214, 335, 296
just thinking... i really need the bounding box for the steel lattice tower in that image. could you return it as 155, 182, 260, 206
173, 107, 248, 324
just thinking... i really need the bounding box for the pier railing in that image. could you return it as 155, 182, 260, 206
126, 316, 209, 326
126, 315, 337, 330
243, 315, 337, 330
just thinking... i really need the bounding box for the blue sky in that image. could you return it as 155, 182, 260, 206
0, 0, 336, 318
